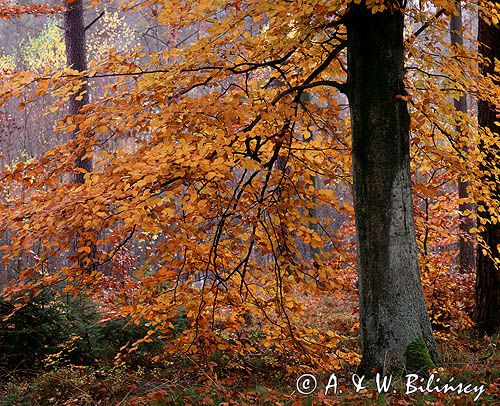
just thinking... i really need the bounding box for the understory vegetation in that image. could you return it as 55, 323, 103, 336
0, 0, 499, 404
0, 283, 498, 405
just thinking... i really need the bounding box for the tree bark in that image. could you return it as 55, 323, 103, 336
64, 0, 91, 183
64, 0, 95, 271
346, 2, 437, 375
450, 0, 475, 273
475, 1, 500, 335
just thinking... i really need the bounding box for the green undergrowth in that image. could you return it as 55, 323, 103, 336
0, 293, 164, 371
0, 332, 497, 405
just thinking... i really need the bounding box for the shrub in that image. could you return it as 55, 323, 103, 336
0, 292, 162, 370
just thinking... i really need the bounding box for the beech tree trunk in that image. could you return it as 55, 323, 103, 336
64, 0, 91, 183
346, 2, 437, 374
450, 0, 475, 273
475, 2, 500, 335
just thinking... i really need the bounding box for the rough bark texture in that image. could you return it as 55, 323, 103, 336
450, 1, 475, 273
475, 2, 500, 335
346, 2, 437, 375
64, 0, 91, 183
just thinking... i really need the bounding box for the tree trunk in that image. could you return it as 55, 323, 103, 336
450, 0, 475, 273
475, 1, 500, 335
64, 0, 95, 270
346, 2, 437, 375
64, 0, 91, 183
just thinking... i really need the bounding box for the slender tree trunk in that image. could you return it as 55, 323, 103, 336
64, 0, 91, 183
450, 1, 475, 273
64, 0, 94, 270
346, 2, 437, 375
475, 1, 500, 335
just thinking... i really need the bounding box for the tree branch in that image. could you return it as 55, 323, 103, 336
272, 79, 346, 105
411, 9, 446, 39
85, 10, 105, 31
302, 42, 347, 88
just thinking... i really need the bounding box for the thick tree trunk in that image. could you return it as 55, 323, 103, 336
64, 0, 91, 183
346, 2, 437, 375
475, 2, 500, 335
450, 1, 475, 273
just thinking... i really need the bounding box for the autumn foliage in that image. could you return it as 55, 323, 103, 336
0, 0, 498, 402
0, 1, 62, 19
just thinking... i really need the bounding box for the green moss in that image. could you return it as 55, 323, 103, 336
405, 338, 435, 377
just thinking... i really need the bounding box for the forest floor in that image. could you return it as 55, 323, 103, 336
0, 296, 498, 405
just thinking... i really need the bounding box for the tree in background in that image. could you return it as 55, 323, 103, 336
64, 0, 91, 183
475, 0, 499, 335
21, 18, 67, 71
450, 0, 475, 273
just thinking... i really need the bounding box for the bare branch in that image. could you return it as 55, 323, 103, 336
85, 10, 105, 31
411, 9, 446, 39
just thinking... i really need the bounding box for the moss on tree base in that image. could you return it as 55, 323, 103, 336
405, 338, 435, 377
